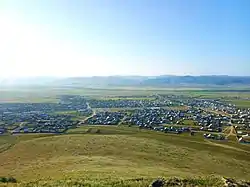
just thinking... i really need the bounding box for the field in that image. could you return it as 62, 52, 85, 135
1, 126, 250, 186
225, 99, 250, 108
1, 86, 250, 103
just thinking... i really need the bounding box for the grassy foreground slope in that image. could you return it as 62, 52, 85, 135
0, 126, 250, 186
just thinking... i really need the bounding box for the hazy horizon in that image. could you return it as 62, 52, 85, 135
1, 74, 250, 80
1, 0, 250, 78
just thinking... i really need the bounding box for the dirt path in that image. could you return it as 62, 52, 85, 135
225, 126, 238, 139
83, 110, 96, 122
79, 103, 96, 125
204, 139, 250, 154
118, 116, 126, 125
0, 143, 15, 154
201, 108, 230, 117
223, 125, 239, 142
19, 122, 26, 127
86, 102, 91, 110
226, 126, 235, 137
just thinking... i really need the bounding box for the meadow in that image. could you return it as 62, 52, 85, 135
225, 99, 250, 108
0, 126, 250, 186
1, 86, 250, 103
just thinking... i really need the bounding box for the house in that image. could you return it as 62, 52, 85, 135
204, 133, 225, 140
0, 128, 6, 135
239, 135, 250, 144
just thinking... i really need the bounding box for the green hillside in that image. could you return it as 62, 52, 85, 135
0, 126, 250, 186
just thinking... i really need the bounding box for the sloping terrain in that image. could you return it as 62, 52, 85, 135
0, 126, 250, 186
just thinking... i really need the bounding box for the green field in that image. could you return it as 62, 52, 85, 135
0, 87, 158, 103
225, 99, 250, 108
0, 126, 250, 186
1, 86, 250, 103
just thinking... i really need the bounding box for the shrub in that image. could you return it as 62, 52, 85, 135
0, 177, 7, 183
7, 176, 17, 183
0, 176, 17, 183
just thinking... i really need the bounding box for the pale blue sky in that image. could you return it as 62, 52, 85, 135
0, 0, 249, 77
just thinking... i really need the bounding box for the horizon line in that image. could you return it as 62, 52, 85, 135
1, 74, 250, 78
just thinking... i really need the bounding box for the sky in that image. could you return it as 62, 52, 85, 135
0, 0, 250, 78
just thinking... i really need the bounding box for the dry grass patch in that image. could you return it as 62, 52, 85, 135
0, 126, 250, 184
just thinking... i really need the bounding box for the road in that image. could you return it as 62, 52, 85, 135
118, 116, 126, 126
204, 139, 250, 154
79, 103, 96, 125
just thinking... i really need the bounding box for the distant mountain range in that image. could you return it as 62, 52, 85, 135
1, 75, 250, 87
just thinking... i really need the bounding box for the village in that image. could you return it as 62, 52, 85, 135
0, 95, 90, 134
0, 94, 249, 143
88, 98, 171, 108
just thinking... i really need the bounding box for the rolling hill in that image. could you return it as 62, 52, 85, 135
0, 126, 250, 186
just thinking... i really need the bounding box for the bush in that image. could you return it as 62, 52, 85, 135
96, 129, 101, 134
0, 177, 7, 183
8, 176, 17, 183
0, 176, 17, 183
